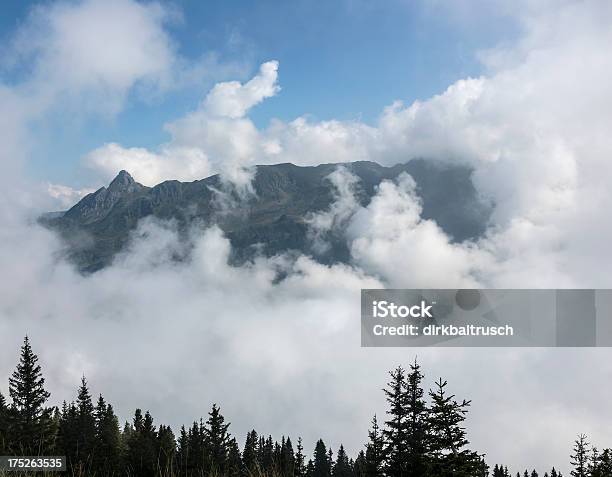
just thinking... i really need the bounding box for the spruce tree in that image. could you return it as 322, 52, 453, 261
404, 360, 428, 477
177, 425, 189, 476
353, 450, 367, 477
282, 436, 296, 476
203, 404, 231, 474
382, 366, 409, 477
74, 377, 97, 470
262, 435, 275, 473
157, 424, 176, 475
313, 439, 331, 477
306, 458, 316, 477
296, 437, 306, 477
591, 448, 612, 477
227, 437, 243, 477
94, 395, 122, 474
333, 444, 352, 477
8, 336, 54, 454
365, 415, 384, 477
428, 377, 478, 476
243, 430, 259, 474
126, 409, 158, 477
571, 435, 589, 477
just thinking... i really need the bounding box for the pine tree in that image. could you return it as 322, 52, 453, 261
382, 366, 409, 477
203, 404, 231, 474
8, 336, 54, 454
571, 435, 589, 477
333, 444, 352, 477
531, 470, 539, 477
313, 439, 331, 477
365, 415, 384, 477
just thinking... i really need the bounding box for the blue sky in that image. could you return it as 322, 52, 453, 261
1, 0, 518, 185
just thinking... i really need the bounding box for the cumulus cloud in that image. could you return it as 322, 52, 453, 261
85, 143, 211, 187
88, 61, 281, 188
46, 183, 95, 209
346, 173, 487, 288
306, 167, 361, 255
4, 0, 178, 116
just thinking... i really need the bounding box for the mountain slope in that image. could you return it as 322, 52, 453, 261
42, 160, 491, 273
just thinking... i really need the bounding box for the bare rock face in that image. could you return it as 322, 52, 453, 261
42, 160, 492, 273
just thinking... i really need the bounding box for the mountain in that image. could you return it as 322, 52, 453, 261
41, 160, 491, 273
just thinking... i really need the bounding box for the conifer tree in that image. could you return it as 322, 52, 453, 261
8, 336, 54, 454
405, 360, 428, 477
126, 409, 158, 477
157, 424, 176, 475
571, 435, 589, 477
428, 377, 478, 476
365, 415, 384, 477
295, 437, 306, 477
243, 429, 259, 475
282, 436, 296, 476
382, 366, 409, 477
262, 435, 275, 473
74, 376, 97, 470
313, 439, 331, 477
227, 437, 243, 477
94, 395, 122, 474
333, 444, 352, 477
353, 450, 367, 477
204, 403, 231, 474
177, 425, 189, 475
591, 448, 612, 477
306, 458, 316, 477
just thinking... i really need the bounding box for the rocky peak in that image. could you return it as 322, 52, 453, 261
108, 170, 141, 194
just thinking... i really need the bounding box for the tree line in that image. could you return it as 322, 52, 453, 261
0, 336, 610, 476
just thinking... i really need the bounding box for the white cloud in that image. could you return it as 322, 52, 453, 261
346, 173, 487, 288
86, 143, 211, 187
306, 167, 361, 255
46, 183, 94, 209
203, 61, 280, 119
5, 0, 179, 116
